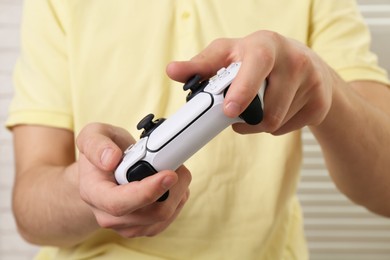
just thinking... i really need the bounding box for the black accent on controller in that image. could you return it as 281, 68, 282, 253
126, 161, 169, 202
183, 74, 202, 91
147, 92, 215, 153
137, 114, 166, 138
183, 75, 209, 102
239, 95, 263, 125
224, 86, 263, 125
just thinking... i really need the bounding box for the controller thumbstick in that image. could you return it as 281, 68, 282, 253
183, 75, 209, 101
137, 114, 166, 138
183, 75, 202, 92
137, 113, 155, 131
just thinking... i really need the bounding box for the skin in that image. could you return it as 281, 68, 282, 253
13, 124, 191, 246
12, 30, 390, 247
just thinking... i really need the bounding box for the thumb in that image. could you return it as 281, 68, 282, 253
76, 123, 134, 171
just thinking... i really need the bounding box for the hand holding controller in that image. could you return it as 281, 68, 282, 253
115, 62, 266, 200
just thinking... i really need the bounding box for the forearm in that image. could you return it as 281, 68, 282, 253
13, 163, 99, 247
310, 76, 390, 216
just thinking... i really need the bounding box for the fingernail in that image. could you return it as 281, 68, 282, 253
162, 176, 176, 190
225, 101, 241, 117
101, 148, 113, 167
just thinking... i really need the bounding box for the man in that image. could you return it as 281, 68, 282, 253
6, 0, 390, 259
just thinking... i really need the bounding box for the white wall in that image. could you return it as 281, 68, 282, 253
0, 1, 389, 259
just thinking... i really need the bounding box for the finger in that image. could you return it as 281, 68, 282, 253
223, 50, 273, 118
142, 189, 190, 237
114, 189, 190, 238
166, 60, 215, 83
166, 38, 239, 83
260, 73, 301, 132
127, 165, 191, 220
222, 32, 281, 119
82, 167, 179, 217
148, 165, 191, 216
272, 106, 315, 136
84, 166, 190, 229
104, 187, 191, 231
76, 123, 135, 171
272, 93, 330, 135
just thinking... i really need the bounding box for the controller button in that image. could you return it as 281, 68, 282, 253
204, 63, 241, 95
121, 138, 147, 166
123, 144, 135, 155
126, 161, 168, 202
126, 161, 157, 182
216, 67, 229, 78
137, 114, 166, 138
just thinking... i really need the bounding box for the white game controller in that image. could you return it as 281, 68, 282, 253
115, 62, 266, 201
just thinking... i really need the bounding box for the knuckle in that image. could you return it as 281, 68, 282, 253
260, 30, 281, 41
179, 167, 192, 184
76, 122, 105, 152
95, 215, 116, 229
79, 122, 102, 138
293, 52, 310, 72
263, 112, 283, 133
139, 189, 160, 205
209, 37, 229, 48
193, 38, 231, 63
103, 201, 127, 217
307, 69, 323, 89
251, 45, 274, 66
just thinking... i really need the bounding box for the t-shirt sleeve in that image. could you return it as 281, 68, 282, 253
309, 0, 389, 85
6, 0, 73, 130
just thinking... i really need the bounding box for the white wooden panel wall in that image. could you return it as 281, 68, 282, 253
0, 1, 389, 259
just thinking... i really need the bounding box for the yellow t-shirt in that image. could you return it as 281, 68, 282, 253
6, 0, 389, 259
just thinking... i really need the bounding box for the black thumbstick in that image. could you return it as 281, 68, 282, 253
183, 74, 202, 91
137, 113, 155, 131
183, 75, 209, 102
137, 114, 165, 138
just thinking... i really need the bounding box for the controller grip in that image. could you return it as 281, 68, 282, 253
127, 161, 169, 202
239, 95, 263, 125
224, 84, 265, 125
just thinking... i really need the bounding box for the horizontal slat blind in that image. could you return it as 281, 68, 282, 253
300, 127, 390, 259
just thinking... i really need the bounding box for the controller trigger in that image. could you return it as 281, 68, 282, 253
239, 96, 263, 125
223, 86, 264, 125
